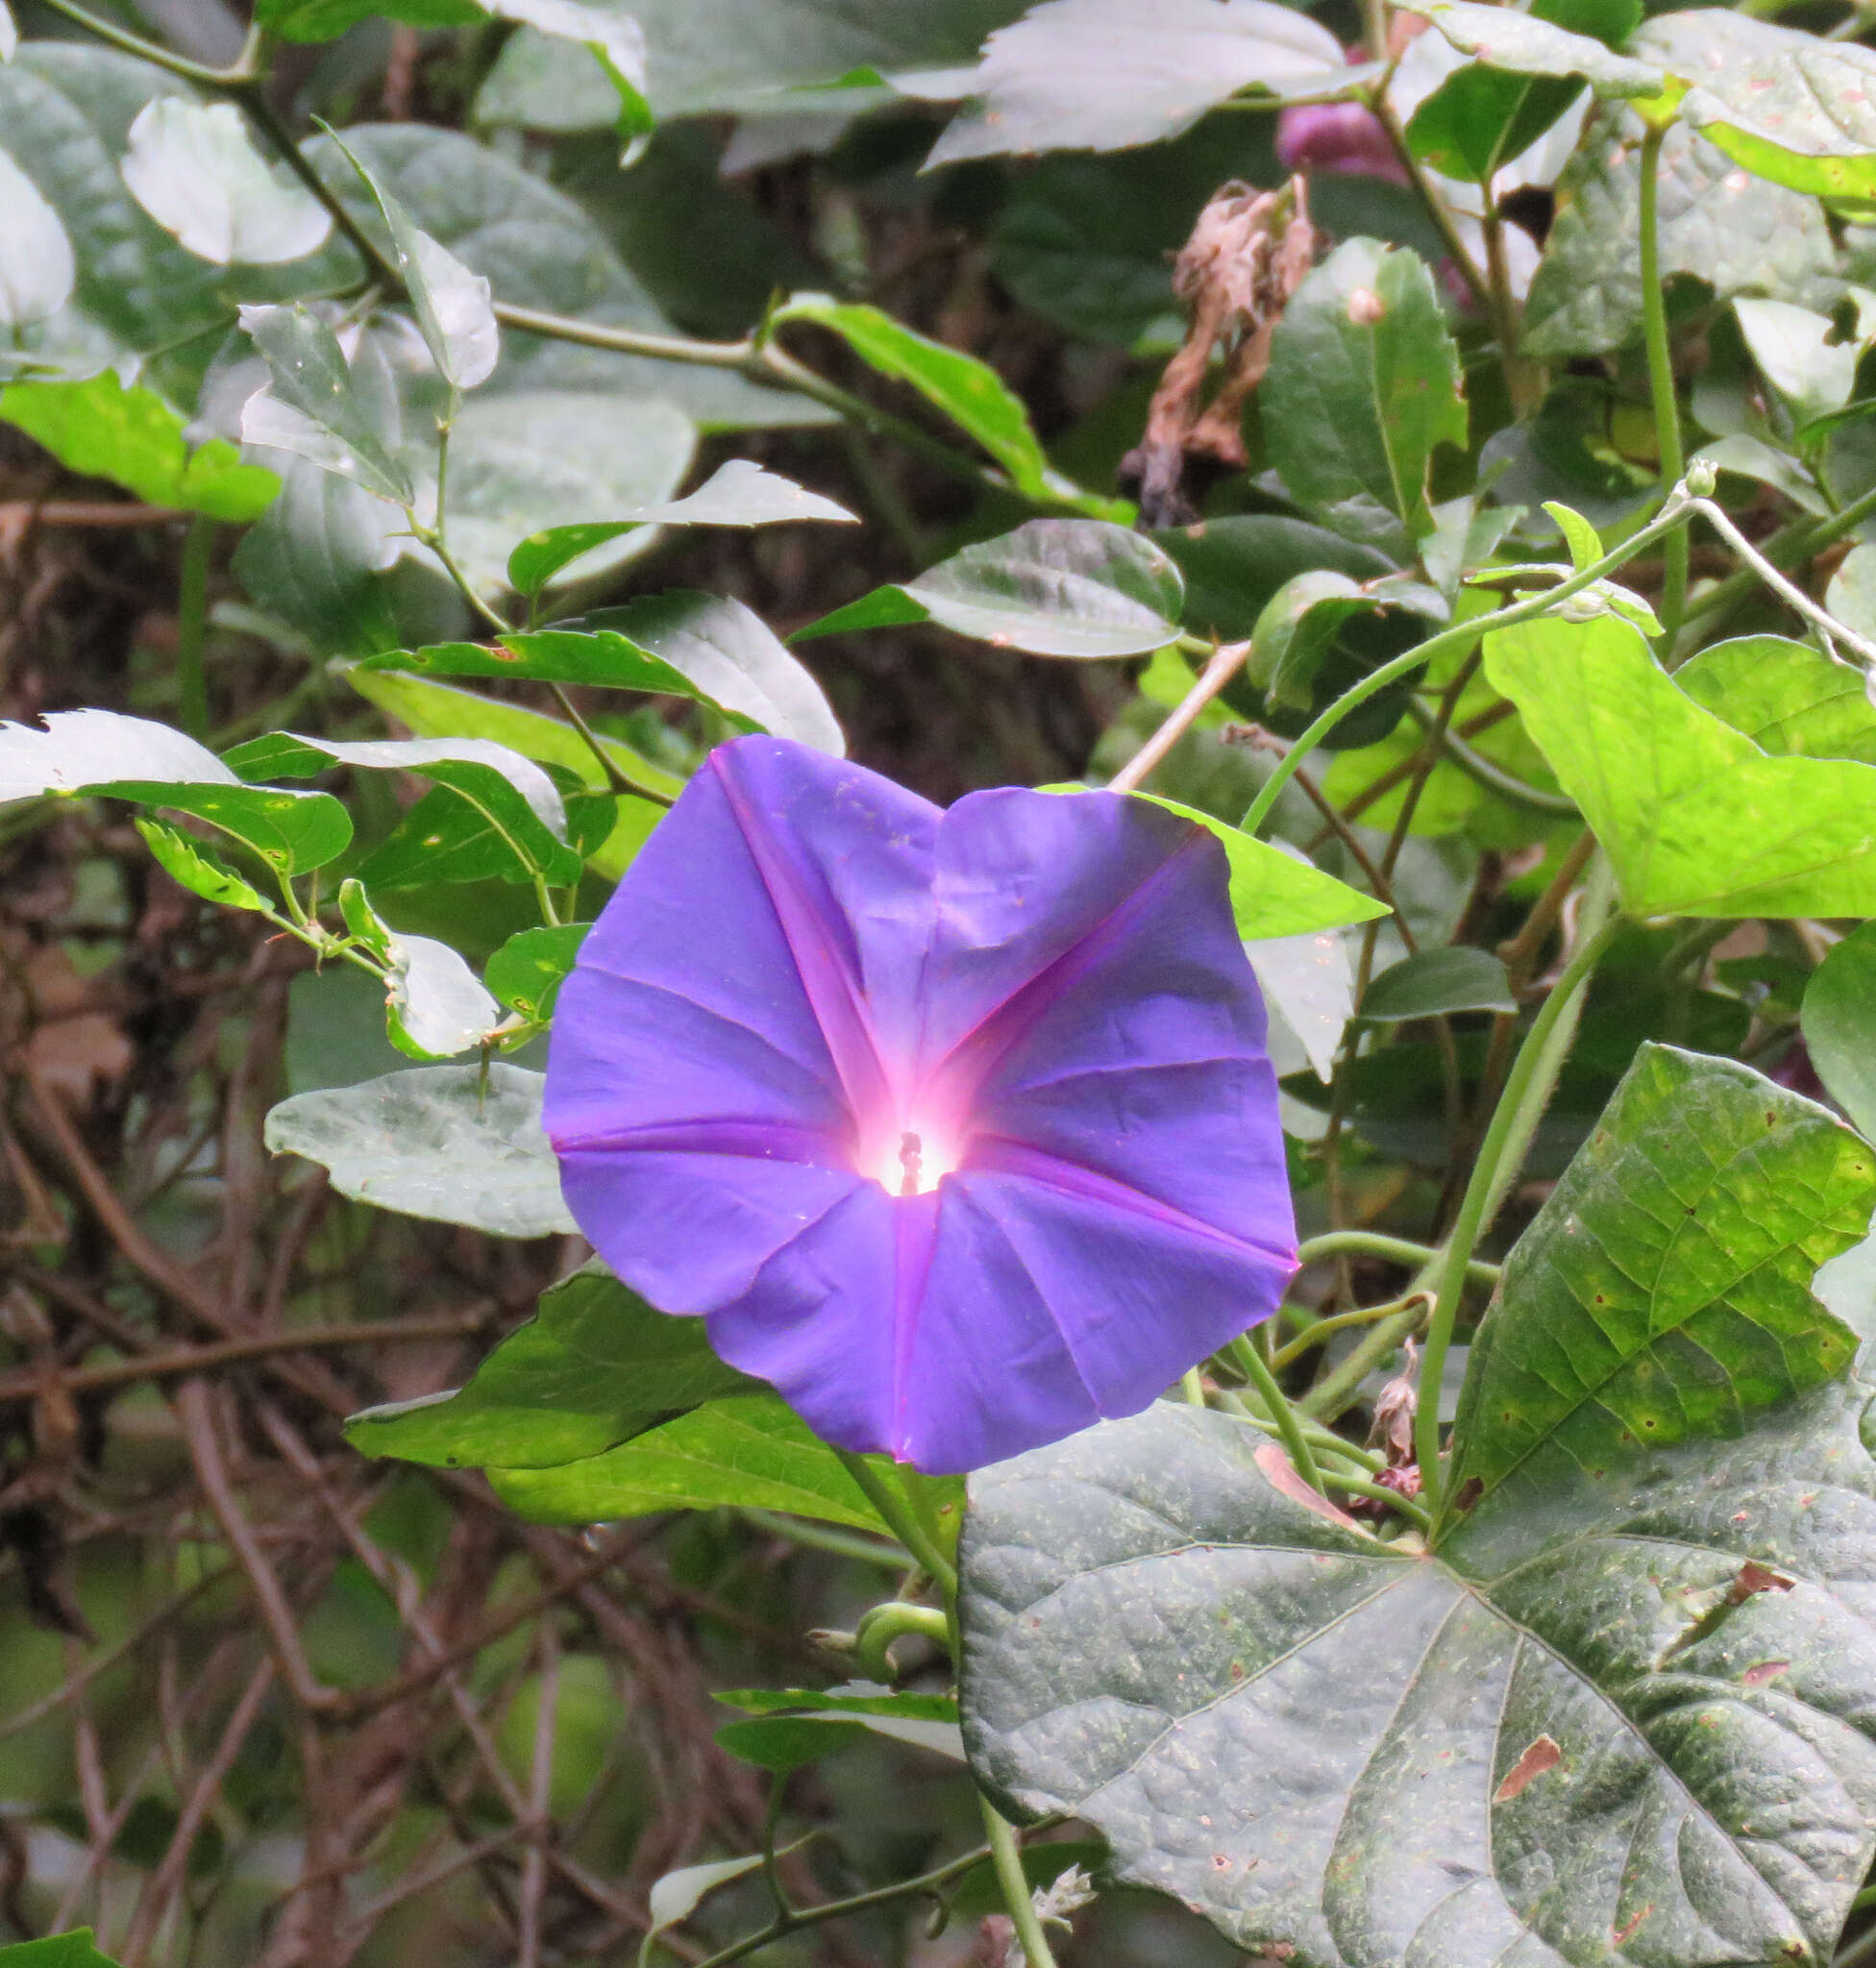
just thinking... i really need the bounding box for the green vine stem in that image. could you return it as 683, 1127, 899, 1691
1637, 122, 1690, 653
1296, 1228, 1501, 1287
1227, 1335, 1326, 1494
980, 1795, 1063, 1968
1416, 880, 1626, 1519
1239, 485, 1704, 837
829, 1451, 957, 1596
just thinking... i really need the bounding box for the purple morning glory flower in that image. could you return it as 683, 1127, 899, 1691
544, 736, 1296, 1475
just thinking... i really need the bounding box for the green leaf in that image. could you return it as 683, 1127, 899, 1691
265, 1063, 574, 1237
716, 1715, 869, 1771
226, 728, 581, 886
354, 782, 614, 892
1247, 929, 1352, 1084
1736, 298, 1861, 431
135, 818, 268, 914
1483, 611, 1876, 917
1249, 571, 1444, 713
0, 1932, 125, 1967
1674, 634, 1876, 764
385, 933, 504, 1060
624, 0, 1015, 116
1638, 10, 1876, 202
0, 373, 278, 521
482, 922, 590, 1021
119, 98, 332, 266
1263, 239, 1467, 554
256, 0, 478, 44
1541, 498, 1603, 575
485, 0, 654, 144
1156, 516, 1395, 641
714, 1686, 960, 1723
370, 595, 844, 755
1358, 947, 1516, 1021
1402, 0, 1663, 95
1127, 793, 1390, 938
343, 668, 673, 878
0, 708, 349, 873
307, 123, 831, 431
347, 1262, 754, 1469
798, 520, 1183, 658
506, 460, 855, 595
962, 1047, 1876, 1968
491, 1391, 909, 1535
1449, 1042, 1871, 1506
231, 455, 405, 658
0, 145, 74, 330
1523, 104, 1838, 361
1803, 922, 1876, 1142
327, 132, 497, 392
928, 0, 1352, 163
772, 294, 1103, 509
237, 303, 415, 506
434, 391, 696, 598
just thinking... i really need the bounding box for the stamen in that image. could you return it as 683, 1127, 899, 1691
898, 1130, 923, 1198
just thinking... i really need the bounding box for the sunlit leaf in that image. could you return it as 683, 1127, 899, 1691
120, 99, 333, 266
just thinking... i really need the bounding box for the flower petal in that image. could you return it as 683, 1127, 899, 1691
897, 1167, 1293, 1472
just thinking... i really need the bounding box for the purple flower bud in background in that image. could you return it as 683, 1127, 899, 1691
545, 736, 1297, 1474
1274, 99, 1409, 186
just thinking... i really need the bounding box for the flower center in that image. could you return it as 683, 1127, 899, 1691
871, 1120, 958, 1196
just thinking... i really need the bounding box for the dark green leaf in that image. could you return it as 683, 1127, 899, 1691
773, 294, 1105, 509
1263, 239, 1467, 553
491, 1391, 905, 1535
347, 1262, 754, 1469
354, 784, 614, 892
237, 303, 415, 505
1249, 572, 1444, 712
963, 1047, 1876, 1967
266, 1063, 570, 1236
1483, 611, 1876, 916
717, 1715, 868, 1771
1524, 105, 1837, 361
1155, 516, 1395, 640
797, 520, 1182, 658
1803, 922, 1876, 1142
0, 373, 278, 520
226, 728, 580, 885
482, 922, 590, 1021
0, 1932, 126, 1967
928, 0, 1352, 163
1359, 947, 1516, 1021
1675, 634, 1876, 765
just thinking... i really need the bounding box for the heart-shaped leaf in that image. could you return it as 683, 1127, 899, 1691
1674, 634, 1876, 765
1483, 611, 1876, 917
797, 519, 1183, 657
266, 1062, 573, 1237
1359, 946, 1516, 1021
962, 1045, 1876, 1968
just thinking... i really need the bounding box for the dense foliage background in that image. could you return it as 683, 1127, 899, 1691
15, 0, 1876, 1964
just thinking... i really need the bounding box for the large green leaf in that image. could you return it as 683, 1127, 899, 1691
1524, 105, 1837, 361
1483, 612, 1876, 917
1675, 635, 1876, 765
491, 1392, 906, 1535
1404, 0, 1661, 95
265, 1063, 574, 1238
0, 373, 279, 520
797, 520, 1183, 657
928, 0, 1352, 163
347, 1262, 754, 1469
1263, 238, 1467, 554
962, 1046, 1876, 1968
1638, 11, 1876, 202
